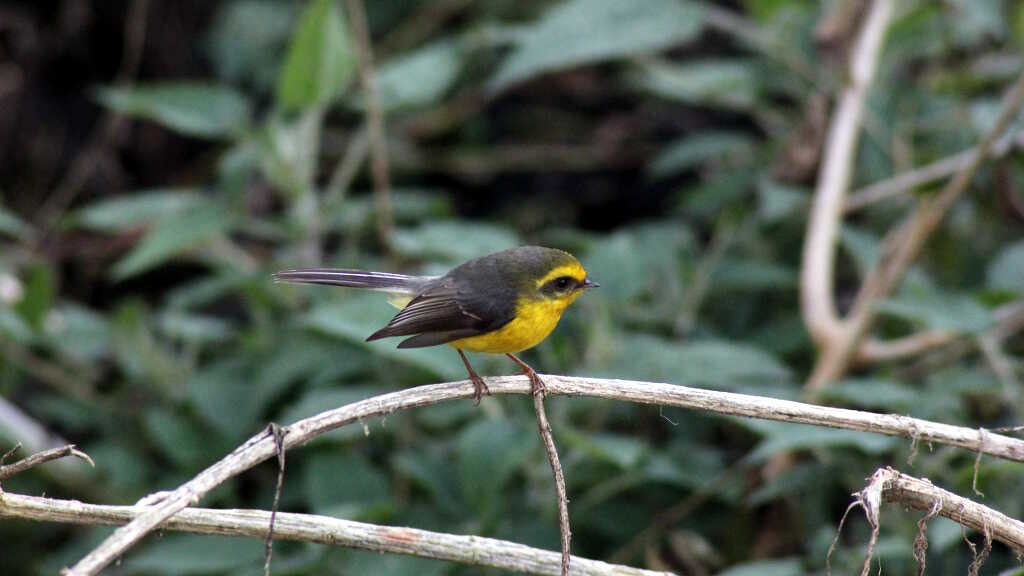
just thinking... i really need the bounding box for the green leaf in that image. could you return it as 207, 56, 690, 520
758, 178, 808, 223
636, 58, 761, 110
142, 408, 211, 467
75, 189, 206, 232
302, 451, 392, 518
563, 430, 647, 469
334, 550, 451, 576
456, 418, 536, 509
185, 359, 263, 438
718, 558, 803, 576
818, 378, 921, 411
391, 221, 519, 263
878, 288, 993, 333
13, 264, 54, 330
593, 334, 792, 390
126, 535, 264, 575
0, 205, 31, 240
373, 40, 463, 112
277, 0, 354, 109
746, 422, 898, 463
95, 83, 250, 139
277, 387, 382, 443
259, 108, 323, 195
840, 226, 890, 283
0, 307, 32, 341
490, 0, 704, 91
157, 311, 235, 343
301, 293, 466, 380
679, 169, 755, 217
748, 462, 824, 505
112, 204, 232, 280
987, 240, 1024, 293
584, 223, 693, 301
711, 259, 797, 291
648, 131, 755, 179
392, 447, 461, 512
43, 304, 110, 361
208, 0, 296, 89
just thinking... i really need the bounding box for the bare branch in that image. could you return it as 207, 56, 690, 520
0, 492, 669, 576
0, 445, 94, 482
61, 375, 1024, 575
801, 0, 894, 346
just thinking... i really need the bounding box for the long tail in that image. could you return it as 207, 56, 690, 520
272, 268, 426, 293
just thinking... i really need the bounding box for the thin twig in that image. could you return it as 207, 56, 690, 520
263, 424, 286, 576
800, 0, 894, 348
344, 0, 394, 251
61, 375, 1024, 575
856, 298, 1024, 364
0, 492, 670, 576
844, 128, 1024, 212
377, 0, 472, 56
323, 122, 370, 212
0, 445, 94, 482
532, 390, 570, 576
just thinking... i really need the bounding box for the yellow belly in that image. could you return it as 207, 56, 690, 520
449, 298, 568, 354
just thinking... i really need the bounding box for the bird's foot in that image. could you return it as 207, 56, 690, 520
506, 353, 546, 397
523, 366, 546, 397
470, 373, 491, 406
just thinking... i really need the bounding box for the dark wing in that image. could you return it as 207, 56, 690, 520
366, 272, 516, 348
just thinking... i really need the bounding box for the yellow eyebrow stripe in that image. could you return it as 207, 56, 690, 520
535, 263, 586, 288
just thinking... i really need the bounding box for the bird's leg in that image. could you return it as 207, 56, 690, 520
457, 349, 490, 405
506, 353, 546, 397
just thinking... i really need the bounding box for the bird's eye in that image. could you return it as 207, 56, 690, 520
554, 276, 573, 290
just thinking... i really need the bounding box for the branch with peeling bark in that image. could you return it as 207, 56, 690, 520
41, 375, 1024, 575
0, 492, 666, 576
831, 467, 1024, 575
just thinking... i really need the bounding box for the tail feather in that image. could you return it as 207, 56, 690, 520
272, 268, 425, 293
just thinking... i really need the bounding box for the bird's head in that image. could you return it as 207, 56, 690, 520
510, 246, 599, 308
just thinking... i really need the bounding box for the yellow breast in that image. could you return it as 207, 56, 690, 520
449, 297, 571, 354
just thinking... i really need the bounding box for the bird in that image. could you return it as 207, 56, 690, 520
274, 246, 598, 404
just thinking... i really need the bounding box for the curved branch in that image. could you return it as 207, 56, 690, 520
0, 493, 666, 576
807, 69, 1024, 390
800, 0, 894, 346
63, 376, 1024, 575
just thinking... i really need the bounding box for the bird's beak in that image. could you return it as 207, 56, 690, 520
583, 278, 600, 289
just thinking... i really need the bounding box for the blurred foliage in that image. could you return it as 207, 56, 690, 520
2, 0, 1024, 575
